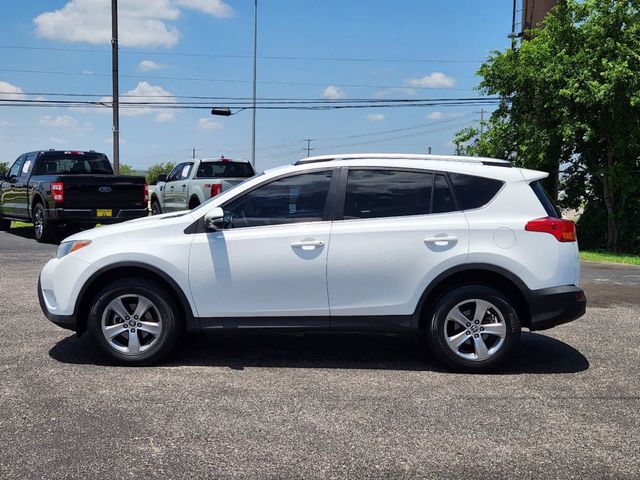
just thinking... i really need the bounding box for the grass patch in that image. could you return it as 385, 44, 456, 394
11, 221, 32, 228
580, 250, 640, 266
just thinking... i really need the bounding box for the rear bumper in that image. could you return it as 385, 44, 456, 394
528, 285, 586, 331
46, 207, 148, 225
38, 276, 78, 332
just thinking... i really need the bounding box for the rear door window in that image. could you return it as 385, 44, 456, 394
20, 154, 36, 179
432, 174, 456, 214
449, 173, 504, 210
343, 169, 435, 219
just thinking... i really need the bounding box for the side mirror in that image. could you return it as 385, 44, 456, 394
203, 207, 225, 231
157, 174, 167, 183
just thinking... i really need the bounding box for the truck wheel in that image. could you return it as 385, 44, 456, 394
33, 202, 58, 243
151, 199, 162, 215
88, 277, 180, 366
188, 197, 201, 209
0, 217, 10, 231
425, 285, 520, 373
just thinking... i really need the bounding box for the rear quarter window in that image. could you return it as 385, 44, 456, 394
449, 173, 504, 210
530, 181, 560, 218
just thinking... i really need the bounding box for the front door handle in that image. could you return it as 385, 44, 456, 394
424, 236, 458, 245
291, 240, 325, 251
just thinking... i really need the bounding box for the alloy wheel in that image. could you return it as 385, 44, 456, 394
443, 299, 507, 361
101, 294, 163, 355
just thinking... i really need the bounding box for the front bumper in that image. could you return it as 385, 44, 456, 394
46, 208, 148, 225
38, 276, 78, 332
528, 285, 586, 331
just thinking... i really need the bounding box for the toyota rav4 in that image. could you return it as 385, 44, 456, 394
38, 154, 586, 372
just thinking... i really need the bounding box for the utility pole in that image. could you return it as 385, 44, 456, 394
251, 0, 258, 169
427, 146, 432, 154
479, 108, 485, 142
304, 139, 314, 157
192, 147, 196, 159
111, 0, 120, 174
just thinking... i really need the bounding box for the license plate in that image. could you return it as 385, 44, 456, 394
96, 209, 112, 217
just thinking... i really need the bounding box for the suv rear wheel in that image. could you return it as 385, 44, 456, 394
426, 285, 520, 373
88, 278, 180, 366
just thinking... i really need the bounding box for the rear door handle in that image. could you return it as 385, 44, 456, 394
424, 236, 458, 244
291, 240, 324, 250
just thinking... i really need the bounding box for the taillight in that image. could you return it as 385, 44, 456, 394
51, 182, 64, 203
525, 217, 576, 242
144, 183, 149, 203
210, 183, 222, 197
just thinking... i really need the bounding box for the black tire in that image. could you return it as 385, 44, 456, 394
0, 217, 10, 231
151, 199, 162, 215
426, 285, 520, 373
33, 202, 58, 243
88, 278, 181, 366
188, 196, 200, 210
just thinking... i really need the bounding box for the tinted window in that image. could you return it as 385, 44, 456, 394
180, 163, 193, 180
344, 169, 433, 220
197, 161, 254, 178
166, 163, 186, 182
33, 152, 113, 175
432, 174, 456, 213
449, 173, 503, 210
223, 170, 332, 228
20, 154, 36, 179
530, 181, 560, 218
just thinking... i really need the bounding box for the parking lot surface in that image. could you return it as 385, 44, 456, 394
1, 226, 639, 479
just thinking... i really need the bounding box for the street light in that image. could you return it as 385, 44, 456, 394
211, 108, 233, 117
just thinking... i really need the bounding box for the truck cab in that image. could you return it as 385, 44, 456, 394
151, 157, 254, 214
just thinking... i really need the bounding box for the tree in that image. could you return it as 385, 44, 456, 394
118, 164, 137, 176
145, 162, 175, 185
453, 0, 640, 252
0, 162, 8, 175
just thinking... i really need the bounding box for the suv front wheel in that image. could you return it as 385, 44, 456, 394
88, 278, 180, 366
426, 285, 521, 373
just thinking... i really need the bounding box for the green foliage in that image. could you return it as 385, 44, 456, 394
117, 164, 137, 176
145, 162, 175, 185
453, 0, 640, 252
0, 161, 8, 174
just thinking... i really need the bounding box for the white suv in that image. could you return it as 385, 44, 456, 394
38, 154, 586, 372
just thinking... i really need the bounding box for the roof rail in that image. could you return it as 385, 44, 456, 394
294, 153, 511, 167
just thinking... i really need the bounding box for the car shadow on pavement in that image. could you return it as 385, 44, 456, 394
5, 225, 77, 244
49, 331, 589, 374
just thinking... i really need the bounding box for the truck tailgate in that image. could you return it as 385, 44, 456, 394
58, 175, 146, 209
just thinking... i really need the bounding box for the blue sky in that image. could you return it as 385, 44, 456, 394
0, 1, 513, 171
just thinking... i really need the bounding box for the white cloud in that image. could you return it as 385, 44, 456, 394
367, 113, 385, 122
427, 111, 469, 121
406, 72, 456, 88
174, 0, 233, 17
98, 81, 177, 122
373, 87, 416, 99
38, 115, 93, 133
197, 118, 223, 131
323, 85, 346, 100
0, 81, 26, 100
138, 60, 167, 72
82, 70, 95, 75
0, 120, 17, 128
33, 0, 233, 48
427, 111, 445, 120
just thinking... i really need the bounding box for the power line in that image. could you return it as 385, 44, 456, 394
0, 68, 475, 91
0, 44, 482, 64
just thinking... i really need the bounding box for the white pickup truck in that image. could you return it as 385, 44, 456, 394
150, 157, 255, 214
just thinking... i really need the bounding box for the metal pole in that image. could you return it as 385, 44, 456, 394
111, 0, 120, 173
304, 139, 313, 157
251, 0, 257, 168
511, 0, 517, 50
480, 108, 485, 142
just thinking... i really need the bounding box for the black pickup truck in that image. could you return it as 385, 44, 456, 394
0, 150, 148, 242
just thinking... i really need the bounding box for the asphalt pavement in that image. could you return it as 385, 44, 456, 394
1, 225, 639, 479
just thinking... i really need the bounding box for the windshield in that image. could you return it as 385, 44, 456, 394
196, 161, 254, 178
34, 152, 114, 175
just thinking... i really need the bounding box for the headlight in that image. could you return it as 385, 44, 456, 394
57, 240, 92, 259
